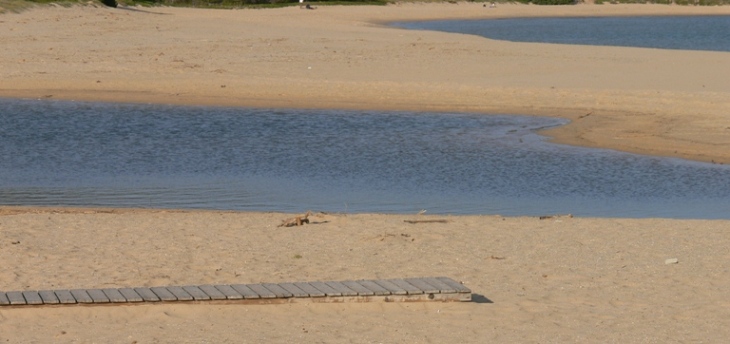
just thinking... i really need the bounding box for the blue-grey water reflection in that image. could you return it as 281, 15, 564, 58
393, 15, 730, 52
1, 98, 728, 218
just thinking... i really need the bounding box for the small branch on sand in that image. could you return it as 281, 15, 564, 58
538, 214, 573, 220
278, 211, 312, 227
403, 219, 449, 224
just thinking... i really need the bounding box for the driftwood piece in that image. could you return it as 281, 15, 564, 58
278, 211, 312, 227
403, 219, 449, 224
538, 214, 573, 220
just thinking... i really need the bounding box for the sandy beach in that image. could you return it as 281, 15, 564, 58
1, 207, 730, 343
1, 2, 730, 343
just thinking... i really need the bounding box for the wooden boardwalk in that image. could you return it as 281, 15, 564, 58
0, 277, 471, 307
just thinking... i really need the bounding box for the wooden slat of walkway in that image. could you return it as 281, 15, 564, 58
404, 278, 440, 294
278, 283, 309, 298
181, 286, 210, 301
0, 277, 471, 306
355, 280, 391, 296
118, 288, 144, 302
198, 285, 227, 300
70, 289, 93, 303
166, 286, 194, 301
38, 290, 60, 304
244, 284, 276, 299
55, 290, 77, 304
22, 291, 44, 305
340, 280, 375, 296
421, 277, 457, 293
230, 284, 261, 299
86, 289, 110, 303
309, 282, 342, 297
150, 287, 177, 301
262, 283, 293, 298
102, 288, 128, 303
324, 281, 358, 297
293, 282, 326, 297
132, 288, 158, 302
388, 279, 423, 295
6, 291, 26, 305
213, 285, 244, 300
372, 279, 408, 295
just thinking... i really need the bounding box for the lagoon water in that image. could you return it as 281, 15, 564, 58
394, 15, 730, 52
1, 98, 729, 218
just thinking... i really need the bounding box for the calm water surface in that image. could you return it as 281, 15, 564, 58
1, 98, 729, 218
394, 15, 730, 52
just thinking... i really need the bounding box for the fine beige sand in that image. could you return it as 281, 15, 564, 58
1, 207, 730, 343
2, 3, 730, 343
1, 2, 729, 163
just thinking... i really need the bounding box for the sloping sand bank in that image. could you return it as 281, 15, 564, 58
1, 207, 730, 343
1, 3, 729, 162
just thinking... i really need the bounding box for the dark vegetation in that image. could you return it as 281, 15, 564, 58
5, 0, 730, 11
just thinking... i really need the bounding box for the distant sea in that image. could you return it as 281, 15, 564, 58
393, 15, 730, 52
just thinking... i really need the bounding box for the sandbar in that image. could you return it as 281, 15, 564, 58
1, 3, 729, 162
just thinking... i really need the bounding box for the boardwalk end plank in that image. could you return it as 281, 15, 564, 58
435, 277, 471, 293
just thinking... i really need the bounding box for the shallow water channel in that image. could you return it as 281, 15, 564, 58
1, 98, 729, 218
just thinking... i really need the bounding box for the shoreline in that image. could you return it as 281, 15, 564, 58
1, 4, 729, 163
